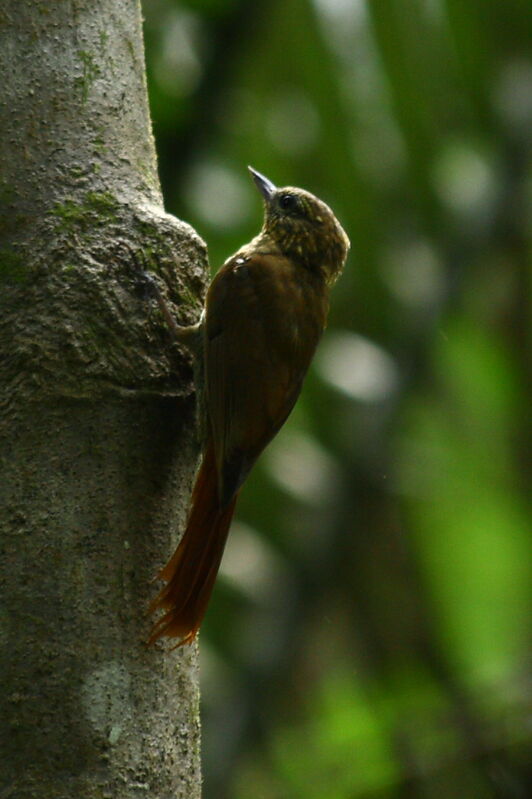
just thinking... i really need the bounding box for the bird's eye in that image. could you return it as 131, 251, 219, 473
279, 193, 298, 211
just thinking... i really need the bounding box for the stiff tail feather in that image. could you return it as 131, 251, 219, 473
148, 442, 237, 646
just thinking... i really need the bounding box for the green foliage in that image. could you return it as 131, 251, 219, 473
143, 0, 531, 795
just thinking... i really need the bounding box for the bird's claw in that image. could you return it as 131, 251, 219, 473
136, 269, 161, 301
117, 241, 161, 301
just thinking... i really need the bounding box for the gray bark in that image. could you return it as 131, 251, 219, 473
0, 2, 206, 797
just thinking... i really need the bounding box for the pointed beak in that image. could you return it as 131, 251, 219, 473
248, 166, 276, 202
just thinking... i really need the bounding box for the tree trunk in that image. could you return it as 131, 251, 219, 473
0, 2, 205, 796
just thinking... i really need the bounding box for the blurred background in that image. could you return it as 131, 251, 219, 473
141, 1, 531, 796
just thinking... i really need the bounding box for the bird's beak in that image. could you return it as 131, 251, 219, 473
248, 166, 276, 202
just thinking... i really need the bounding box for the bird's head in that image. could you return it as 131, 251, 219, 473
249, 166, 350, 285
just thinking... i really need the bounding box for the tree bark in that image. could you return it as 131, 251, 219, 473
0, 2, 205, 797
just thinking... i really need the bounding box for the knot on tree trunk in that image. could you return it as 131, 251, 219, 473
0, 197, 208, 415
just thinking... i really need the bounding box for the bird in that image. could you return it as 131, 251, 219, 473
147, 166, 350, 646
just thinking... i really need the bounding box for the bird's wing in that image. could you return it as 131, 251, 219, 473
204, 252, 326, 505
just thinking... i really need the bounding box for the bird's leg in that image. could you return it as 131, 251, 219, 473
125, 242, 203, 353
140, 270, 202, 347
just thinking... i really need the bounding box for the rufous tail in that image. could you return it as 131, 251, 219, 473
148, 441, 236, 646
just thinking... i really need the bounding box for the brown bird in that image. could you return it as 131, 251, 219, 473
148, 167, 350, 646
